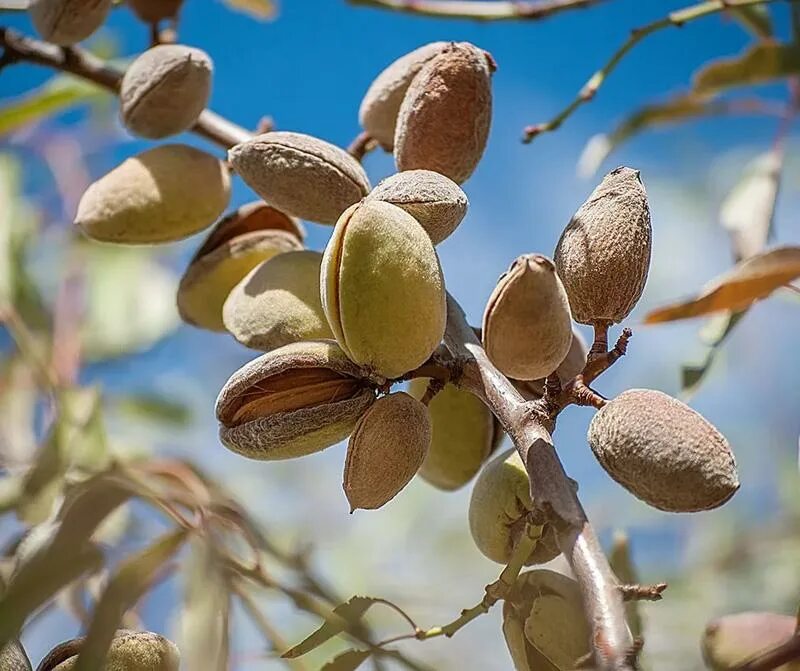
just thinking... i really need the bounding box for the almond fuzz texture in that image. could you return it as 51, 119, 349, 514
74, 144, 230, 244
120, 44, 212, 139
554, 166, 651, 325
358, 41, 447, 151
228, 132, 370, 225
394, 42, 493, 184
343, 392, 430, 511
588, 388, 739, 512
30, 0, 111, 45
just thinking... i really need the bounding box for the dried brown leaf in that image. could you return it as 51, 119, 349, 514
693, 43, 800, 96
644, 246, 800, 323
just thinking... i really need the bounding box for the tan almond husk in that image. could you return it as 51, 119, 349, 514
343, 392, 430, 510
216, 340, 380, 460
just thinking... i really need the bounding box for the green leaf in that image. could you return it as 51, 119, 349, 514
221, 0, 277, 19
283, 597, 379, 659
320, 649, 371, 671
79, 244, 180, 361
0, 76, 104, 137
681, 310, 747, 398
727, 5, 773, 39
0, 473, 131, 648
693, 43, 800, 96
0, 154, 47, 328
17, 386, 109, 525
179, 539, 230, 671
578, 94, 724, 177
114, 393, 192, 426
71, 529, 187, 671
720, 149, 783, 262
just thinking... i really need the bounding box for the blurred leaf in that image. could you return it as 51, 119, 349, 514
0, 473, 130, 648
179, 539, 230, 671
283, 597, 379, 659
0, 358, 37, 465
221, 0, 277, 19
578, 94, 722, 177
0, 154, 47, 328
79, 244, 179, 361
644, 246, 800, 323
114, 393, 192, 427
609, 532, 643, 639
720, 149, 783, 262
727, 5, 773, 39
681, 310, 747, 397
0, 76, 104, 137
693, 43, 800, 96
72, 529, 187, 671
17, 386, 109, 525
321, 649, 371, 670
0, 0, 29, 8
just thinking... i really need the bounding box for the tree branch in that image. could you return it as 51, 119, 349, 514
0, 27, 252, 150
348, 0, 610, 21
442, 293, 633, 671
522, 0, 785, 142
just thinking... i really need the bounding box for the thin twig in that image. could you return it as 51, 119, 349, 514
618, 583, 668, 602
522, 0, 785, 142
348, 0, 610, 21
0, 27, 252, 150
442, 294, 633, 670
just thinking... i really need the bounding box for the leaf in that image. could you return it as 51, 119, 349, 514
221, 0, 277, 19
0, 76, 104, 137
644, 246, 800, 323
320, 649, 371, 671
0, 358, 37, 465
578, 94, 723, 177
0, 154, 47, 328
79, 244, 180, 361
681, 310, 747, 397
71, 529, 187, 671
179, 539, 230, 671
0, 473, 131, 648
17, 386, 109, 525
693, 43, 800, 96
114, 393, 192, 426
283, 596, 379, 659
727, 5, 773, 39
720, 149, 783, 261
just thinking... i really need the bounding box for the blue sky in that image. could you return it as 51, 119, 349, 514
2, 1, 800, 669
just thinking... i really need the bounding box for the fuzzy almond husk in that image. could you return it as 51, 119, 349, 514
127, 0, 183, 22
394, 42, 494, 184
178, 230, 301, 332
358, 42, 447, 151
702, 612, 800, 671
223, 250, 333, 351
40, 630, 179, 671
554, 166, 651, 325
468, 449, 560, 566
30, 0, 111, 45
120, 44, 212, 139
512, 328, 588, 400
365, 169, 468, 244
321, 200, 446, 379
502, 570, 590, 671
408, 378, 493, 491
343, 392, 430, 511
0, 640, 31, 671
216, 340, 379, 460
483, 255, 573, 381
228, 132, 370, 225
74, 144, 230, 244
588, 389, 739, 512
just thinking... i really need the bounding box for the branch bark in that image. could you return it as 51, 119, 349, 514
443, 294, 633, 671
348, 0, 610, 21
0, 27, 252, 150
522, 0, 784, 142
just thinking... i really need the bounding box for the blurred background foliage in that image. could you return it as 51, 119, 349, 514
0, 0, 799, 669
